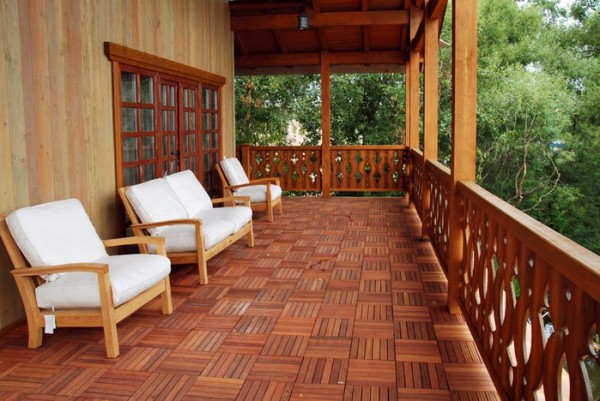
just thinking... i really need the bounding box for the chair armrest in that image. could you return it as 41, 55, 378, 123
211, 196, 251, 207
11, 263, 108, 277
131, 218, 203, 231
103, 236, 167, 256
225, 178, 279, 190
249, 177, 281, 186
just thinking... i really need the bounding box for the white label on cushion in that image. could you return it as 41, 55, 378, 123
44, 315, 56, 334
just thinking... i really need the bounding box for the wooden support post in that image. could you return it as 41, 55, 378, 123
406, 7, 422, 207
448, 0, 477, 313
406, 7, 422, 150
321, 51, 331, 198
421, 1, 440, 239
240, 144, 250, 176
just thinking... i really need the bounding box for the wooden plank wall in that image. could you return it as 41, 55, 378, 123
0, 0, 235, 329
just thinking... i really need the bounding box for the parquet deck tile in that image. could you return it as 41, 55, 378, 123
247, 356, 303, 382
272, 318, 317, 336
218, 333, 269, 354
236, 380, 294, 401
312, 317, 354, 337
304, 337, 352, 358
289, 383, 345, 401
0, 197, 500, 401
184, 377, 244, 401
176, 330, 228, 352
346, 360, 396, 386
350, 337, 395, 360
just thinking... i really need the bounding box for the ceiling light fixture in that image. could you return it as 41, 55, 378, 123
298, 11, 309, 31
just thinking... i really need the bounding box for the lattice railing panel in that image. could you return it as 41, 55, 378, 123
409, 149, 424, 218
330, 145, 406, 192
427, 160, 451, 273
247, 146, 322, 192
457, 181, 600, 401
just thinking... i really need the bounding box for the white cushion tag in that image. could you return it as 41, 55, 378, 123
44, 315, 56, 334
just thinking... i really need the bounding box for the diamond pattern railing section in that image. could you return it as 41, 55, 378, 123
426, 159, 451, 275
238, 145, 407, 194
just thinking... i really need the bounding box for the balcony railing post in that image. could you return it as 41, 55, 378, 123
240, 144, 250, 176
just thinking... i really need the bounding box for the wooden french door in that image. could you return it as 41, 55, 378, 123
117, 67, 221, 196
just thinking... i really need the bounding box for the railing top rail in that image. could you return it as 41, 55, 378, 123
426, 159, 451, 176
331, 145, 407, 150
458, 180, 600, 302
242, 145, 322, 151
410, 148, 423, 157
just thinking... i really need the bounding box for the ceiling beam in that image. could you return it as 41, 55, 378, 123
427, 0, 448, 19
361, 0, 371, 51
235, 50, 405, 68
230, 10, 409, 31
229, 1, 305, 11
411, 0, 448, 52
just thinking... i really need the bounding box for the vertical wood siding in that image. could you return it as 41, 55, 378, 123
0, 0, 234, 328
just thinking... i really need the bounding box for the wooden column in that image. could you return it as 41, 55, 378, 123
321, 51, 331, 198
406, 7, 422, 149
421, 2, 440, 239
448, 0, 477, 312
406, 7, 422, 208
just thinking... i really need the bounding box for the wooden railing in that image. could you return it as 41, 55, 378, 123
330, 145, 406, 192
239, 146, 323, 192
426, 159, 451, 274
409, 149, 424, 217
455, 181, 600, 401
238, 145, 407, 194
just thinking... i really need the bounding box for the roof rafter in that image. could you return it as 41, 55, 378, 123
231, 10, 409, 31
236, 50, 405, 68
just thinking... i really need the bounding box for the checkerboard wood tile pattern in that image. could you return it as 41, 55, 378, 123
0, 197, 500, 401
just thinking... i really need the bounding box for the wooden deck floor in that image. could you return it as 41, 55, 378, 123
0, 197, 500, 401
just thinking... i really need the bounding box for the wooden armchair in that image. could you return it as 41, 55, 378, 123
217, 157, 283, 222
0, 198, 173, 358
118, 170, 254, 285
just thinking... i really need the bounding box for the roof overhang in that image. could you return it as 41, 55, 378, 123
229, 0, 447, 76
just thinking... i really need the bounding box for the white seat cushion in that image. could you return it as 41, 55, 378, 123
165, 170, 213, 216
235, 184, 282, 203
125, 178, 188, 235
6, 199, 108, 282
35, 254, 171, 309
220, 158, 250, 186
157, 216, 237, 252
195, 206, 252, 232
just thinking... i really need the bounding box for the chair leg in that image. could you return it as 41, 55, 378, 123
161, 277, 173, 314
267, 201, 274, 222
27, 317, 43, 349
277, 199, 283, 215
101, 309, 120, 358
198, 256, 209, 285
247, 224, 254, 248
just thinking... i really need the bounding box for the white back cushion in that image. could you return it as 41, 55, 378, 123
6, 199, 108, 280
165, 170, 213, 216
220, 158, 250, 186
125, 178, 188, 234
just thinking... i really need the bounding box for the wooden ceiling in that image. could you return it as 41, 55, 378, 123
229, 0, 447, 76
